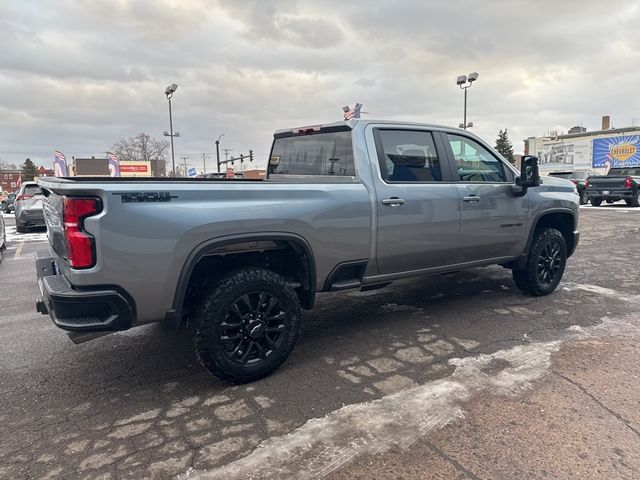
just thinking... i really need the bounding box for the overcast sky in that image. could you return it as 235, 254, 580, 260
1, 0, 639, 171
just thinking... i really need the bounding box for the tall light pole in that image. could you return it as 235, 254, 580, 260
215, 133, 224, 173
163, 83, 179, 175
456, 72, 479, 130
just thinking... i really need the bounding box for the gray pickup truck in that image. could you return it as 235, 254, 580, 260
35, 120, 580, 382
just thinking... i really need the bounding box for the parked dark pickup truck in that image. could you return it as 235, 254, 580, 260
586, 167, 640, 206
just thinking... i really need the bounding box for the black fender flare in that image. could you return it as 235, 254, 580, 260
167, 232, 317, 324
515, 208, 576, 269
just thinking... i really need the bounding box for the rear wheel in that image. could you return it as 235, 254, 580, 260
629, 191, 640, 207
513, 228, 567, 296
194, 268, 302, 383
16, 223, 26, 233
579, 190, 588, 205
0, 202, 6, 213
590, 197, 602, 206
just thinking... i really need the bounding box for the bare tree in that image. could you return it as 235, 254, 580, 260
110, 133, 169, 163
0, 159, 19, 170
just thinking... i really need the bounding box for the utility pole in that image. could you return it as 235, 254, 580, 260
223, 148, 232, 161
181, 157, 189, 176
201, 153, 210, 174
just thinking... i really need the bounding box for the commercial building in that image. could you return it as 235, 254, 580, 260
524, 116, 640, 173
0, 170, 20, 192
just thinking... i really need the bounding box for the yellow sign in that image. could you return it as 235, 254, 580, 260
610, 143, 637, 162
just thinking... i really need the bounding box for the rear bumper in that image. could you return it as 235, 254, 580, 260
35, 249, 135, 332
16, 209, 45, 226
586, 189, 635, 199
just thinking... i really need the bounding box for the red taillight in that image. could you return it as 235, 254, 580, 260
625, 176, 632, 189
570, 179, 579, 185
16, 194, 33, 201
63, 197, 100, 269
585, 179, 590, 188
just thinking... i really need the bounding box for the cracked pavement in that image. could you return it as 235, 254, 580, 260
1, 206, 639, 479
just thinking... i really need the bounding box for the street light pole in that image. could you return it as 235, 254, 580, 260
168, 97, 175, 172
215, 133, 224, 173
163, 83, 179, 175
463, 87, 467, 130
456, 72, 479, 130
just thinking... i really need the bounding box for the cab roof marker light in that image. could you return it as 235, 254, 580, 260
291, 125, 322, 134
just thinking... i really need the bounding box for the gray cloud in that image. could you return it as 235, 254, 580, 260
0, 0, 639, 170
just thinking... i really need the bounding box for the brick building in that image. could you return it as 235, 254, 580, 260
0, 170, 21, 192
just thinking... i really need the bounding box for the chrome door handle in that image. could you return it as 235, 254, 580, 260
462, 195, 481, 202
382, 197, 405, 206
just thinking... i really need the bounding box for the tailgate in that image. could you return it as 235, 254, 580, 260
42, 188, 67, 261
587, 176, 627, 189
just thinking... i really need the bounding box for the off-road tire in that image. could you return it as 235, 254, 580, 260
512, 228, 567, 296
590, 197, 602, 207
194, 268, 302, 383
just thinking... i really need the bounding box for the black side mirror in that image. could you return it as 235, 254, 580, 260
517, 155, 540, 187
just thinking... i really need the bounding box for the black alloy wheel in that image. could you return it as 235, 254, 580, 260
194, 268, 302, 383
536, 240, 562, 287
220, 291, 287, 365
512, 227, 567, 296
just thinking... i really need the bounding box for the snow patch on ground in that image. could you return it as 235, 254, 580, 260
186, 293, 640, 480
187, 340, 562, 480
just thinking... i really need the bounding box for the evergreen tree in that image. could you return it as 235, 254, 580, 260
495, 129, 515, 163
21, 158, 39, 181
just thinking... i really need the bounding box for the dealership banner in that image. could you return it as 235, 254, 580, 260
53, 150, 68, 176
592, 135, 640, 168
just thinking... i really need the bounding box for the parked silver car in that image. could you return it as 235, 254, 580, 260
0, 213, 6, 261
14, 182, 45, 233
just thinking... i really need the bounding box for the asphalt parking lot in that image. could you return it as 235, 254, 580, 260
1, 206, 639, 480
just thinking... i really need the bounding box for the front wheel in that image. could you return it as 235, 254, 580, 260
513, 228, 567, 296
194, 268, 302, 383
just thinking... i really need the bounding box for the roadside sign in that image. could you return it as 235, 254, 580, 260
187, 167, 197, 177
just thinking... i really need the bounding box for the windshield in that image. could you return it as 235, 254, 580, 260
23, 185, 42, 195
548, 172, 571, 179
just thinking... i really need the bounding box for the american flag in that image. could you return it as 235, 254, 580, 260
343, 103, 363, 120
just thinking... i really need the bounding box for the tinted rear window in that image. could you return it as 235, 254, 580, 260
24, 185, 42, 195
269, 131, 355, 176
548, 172, 571, 179
611, 168, 640, 175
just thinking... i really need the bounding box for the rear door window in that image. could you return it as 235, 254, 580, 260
269, 131, 355, 176
375, 130, 444, 182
